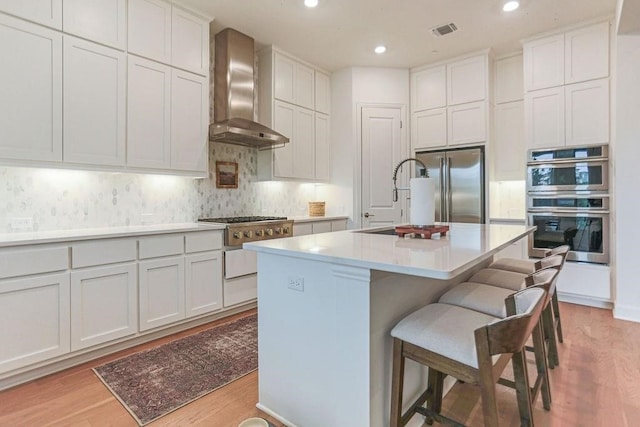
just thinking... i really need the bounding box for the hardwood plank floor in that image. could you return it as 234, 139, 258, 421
0, 303, 639, 426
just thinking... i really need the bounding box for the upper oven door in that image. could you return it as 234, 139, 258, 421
527, 159, 608, 192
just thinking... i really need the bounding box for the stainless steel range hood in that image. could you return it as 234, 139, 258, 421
210, 28, 289, 149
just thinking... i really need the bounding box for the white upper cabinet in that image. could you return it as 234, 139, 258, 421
273, 51, 315, 110
412, 108, 447, 150
170, 69, 208, 172
447, 101, 486, 146
127, 55, 172, 169
564, 21, 609, 84
525, 86, 565, 149
315, 71, 331, 115
447, 54, 487, 105
171, 6, 209, 76
494, 54, 523, 104
63, 0, 126, 50
523, 34, 564, 91
315, 113, 330, 180
565, 78, 609, 147
411, 65, 446, 111
63, 36, 126, 166
127, 0, 171, 64
493, 101, 525, 181
0, 0, 62, 29
0, 15, 62, 162
270, 101, 315, 180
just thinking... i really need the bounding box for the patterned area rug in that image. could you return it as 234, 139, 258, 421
93, 314, 258, 426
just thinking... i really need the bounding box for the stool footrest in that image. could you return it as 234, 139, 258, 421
414, 406, 465, 427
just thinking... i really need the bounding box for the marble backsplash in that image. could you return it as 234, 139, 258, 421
0, 143, 339, 233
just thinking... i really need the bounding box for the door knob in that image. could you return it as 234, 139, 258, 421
363, 212, 375, 218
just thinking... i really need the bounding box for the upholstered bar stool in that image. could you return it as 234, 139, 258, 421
463, 255, 564, 368
489, 245, 570, 343
390, 287, 547, 427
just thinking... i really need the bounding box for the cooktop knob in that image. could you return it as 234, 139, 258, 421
244, 230, 253, 238
266, 229, 274, 236
233, 231, 242, 239
283, 226, 290, 234
255, 229, 264, 237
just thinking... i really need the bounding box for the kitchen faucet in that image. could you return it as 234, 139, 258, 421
392, 158, 428, 202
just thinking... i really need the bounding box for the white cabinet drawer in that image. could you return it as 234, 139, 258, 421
185, 231, 222, 253
312, 221, 332, 234
0, 246, 68, 279
293, 223, 313, 236
225, 249, 257, 279
72, 239, 136, 268
139, 234, 184, 259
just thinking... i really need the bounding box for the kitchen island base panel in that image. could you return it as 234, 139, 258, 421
256, 253, 491, 427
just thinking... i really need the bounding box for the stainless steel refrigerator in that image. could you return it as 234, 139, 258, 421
416, 147, 485, 223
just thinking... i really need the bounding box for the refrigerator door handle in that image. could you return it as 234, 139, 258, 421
439, 157, 446, 222
446, 156, 453, 223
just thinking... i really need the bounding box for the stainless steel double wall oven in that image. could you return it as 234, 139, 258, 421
526, 145, 609, 264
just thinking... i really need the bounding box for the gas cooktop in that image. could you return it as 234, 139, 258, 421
198, 216, 288, 224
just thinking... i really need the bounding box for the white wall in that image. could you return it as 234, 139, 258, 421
613, 32, 640, 321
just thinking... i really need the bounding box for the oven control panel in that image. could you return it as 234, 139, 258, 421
226, 220, 294, 246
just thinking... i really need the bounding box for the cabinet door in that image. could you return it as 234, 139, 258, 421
70, 263, 137, 351
127, 55, 171, 169
63, 0, 126, 50
274, 52, 295, 104
171, 6, 209, 76
525, 86, 565, 149
170, 69, 208, 172
493, 101, 525, 181
128, 0, 171, 64
293, 223, 313, 236
0, 0, 62, 29
412, 65, 446, 111
63, 36, 126, 166
0, 15, 62, 162
495, 54, 524, 104
295, 62, 315, 110
447, 55, 487, 105
185, 251, 222, 318
524, 34, 565, 91
273, 100, 295, 178
139, 256, 185, 331
331, 219, 347, 231
565, 79, 609, 147
0, 273, 70, 374
412, 108, 447, 150
565, 21, 609, 85
447, 101, 486, 145
293, 107, 315, 179
311, 221, 331, 234
315, 71, 331, 114
314, 113, 330, 180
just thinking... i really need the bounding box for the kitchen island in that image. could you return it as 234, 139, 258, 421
244, 222, 534, 427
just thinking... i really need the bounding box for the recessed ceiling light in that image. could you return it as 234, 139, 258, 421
374, 45, 387, 54
304, 0, 318, 8
503, 1, 519, 12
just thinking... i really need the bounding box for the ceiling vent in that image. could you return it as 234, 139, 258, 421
431, 23, 458, 37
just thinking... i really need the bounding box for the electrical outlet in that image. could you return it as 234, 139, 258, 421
11, 217, 33, 230
287, 276, 304, 292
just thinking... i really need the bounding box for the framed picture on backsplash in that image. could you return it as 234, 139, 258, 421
216, 161, 238, 189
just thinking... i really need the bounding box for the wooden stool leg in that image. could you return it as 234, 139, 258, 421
512, 350, 534, 427
551, 291, 564, 343
426, 368, 445, 422
390, 338, 406, 427
532, 319, 551, 409
542, 304, 560, 368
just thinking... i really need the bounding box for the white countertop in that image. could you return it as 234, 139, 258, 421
244, 223, 535, 280
288, 215, 349, 223
0, 222, 225, 247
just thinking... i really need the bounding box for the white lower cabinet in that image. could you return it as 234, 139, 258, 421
185, 251, 222, 318
293, 218, 348, 236
139, 256, 185, 331
0, 273, 70, 374
70, 263, 137, 351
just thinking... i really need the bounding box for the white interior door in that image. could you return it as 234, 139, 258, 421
361, 106, 404, 227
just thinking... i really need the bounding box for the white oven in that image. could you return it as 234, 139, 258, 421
223, 248, 258, 307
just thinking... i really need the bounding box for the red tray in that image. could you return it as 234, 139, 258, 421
394, 225, 450, 239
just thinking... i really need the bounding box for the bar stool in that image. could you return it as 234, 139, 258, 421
390, 287, 547, 427
489, 245, 569, 343
462, 255, 564, 368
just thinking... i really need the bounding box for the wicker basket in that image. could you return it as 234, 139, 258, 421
308, 201, 326, 217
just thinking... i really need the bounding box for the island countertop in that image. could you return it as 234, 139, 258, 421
244, 222, 535, 280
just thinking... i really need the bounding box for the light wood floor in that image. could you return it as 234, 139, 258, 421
1, 303, 639, 426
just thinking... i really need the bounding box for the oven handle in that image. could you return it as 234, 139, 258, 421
527, 157, 608, 166
527, 210, 610, 216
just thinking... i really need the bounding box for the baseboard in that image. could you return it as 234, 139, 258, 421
613, 304, 640, 323
256, 403, 299, 427
557, 292, 613, 309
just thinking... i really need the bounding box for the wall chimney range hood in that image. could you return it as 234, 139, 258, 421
210, 28, 289, 149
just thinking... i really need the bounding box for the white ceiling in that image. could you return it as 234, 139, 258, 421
177, 0, 617, 72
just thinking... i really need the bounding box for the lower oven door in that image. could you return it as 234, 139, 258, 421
528, 211, 609, 264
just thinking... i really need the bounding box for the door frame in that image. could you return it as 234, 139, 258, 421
355, 103, 409, 229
